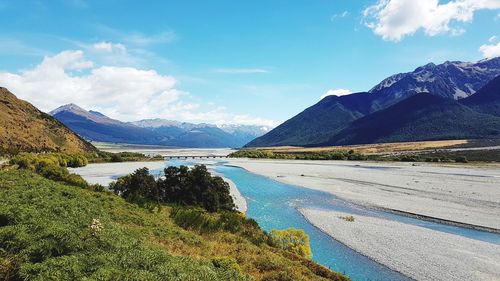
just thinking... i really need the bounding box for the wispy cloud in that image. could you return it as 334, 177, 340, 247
0, 38, 49, 57
213, 68, 270, 74
94, 24, 176, 46
93, 42, 127, 53
331, 11, 349, 21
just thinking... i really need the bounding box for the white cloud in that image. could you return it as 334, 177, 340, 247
489, 35, 498, 43
213, 68, 270, 74
0, 49, 276, 126
364, 0, 500, 41
93, 41, 127, 53
331, 11, 350, 21
479, 41, 500, 58
321, 89, 352, 99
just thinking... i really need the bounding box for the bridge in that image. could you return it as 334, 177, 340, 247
164, 155, 229, 160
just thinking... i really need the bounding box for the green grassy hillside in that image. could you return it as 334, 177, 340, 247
0, 169, 349, 281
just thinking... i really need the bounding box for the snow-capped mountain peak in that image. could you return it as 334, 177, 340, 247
369, 57, 500, 100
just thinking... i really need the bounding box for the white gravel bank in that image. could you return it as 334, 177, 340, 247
300, 208, 500, 281
218, 176, 247, 213
227, 159, 500, 229
69, 161, 166, 186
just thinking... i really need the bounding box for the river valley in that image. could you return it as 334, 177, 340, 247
71, 155, 500, 281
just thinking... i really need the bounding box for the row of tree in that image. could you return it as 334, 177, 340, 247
110, 165, 235, 212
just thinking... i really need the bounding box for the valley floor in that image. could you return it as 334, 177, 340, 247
226, 159, 500, 230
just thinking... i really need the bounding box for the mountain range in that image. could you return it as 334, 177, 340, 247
50, 105, 269, 148
247, 57, 500, 147
0, 88, 96, 154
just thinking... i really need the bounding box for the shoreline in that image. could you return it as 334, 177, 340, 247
296, 209, 414, 281
210, 169, 248, 213
225, 159, 500, 233
371, 206, 500, 233
70, 161, 248, 213
299, 208, 500, 281
69, 160, 166, 186
224, 158, 500, 229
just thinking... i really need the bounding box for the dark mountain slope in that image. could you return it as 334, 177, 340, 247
0, 88, 96, 154
461, 75, 500, 117
246, 92, 381, 147
324, 94, 500, 146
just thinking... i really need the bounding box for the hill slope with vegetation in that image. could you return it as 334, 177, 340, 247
0, 88, 96, 155
0, 163, 349, 281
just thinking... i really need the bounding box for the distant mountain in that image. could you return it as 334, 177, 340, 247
51, 107, 268, 148
218, 124, 270, 145
248, 58, 500, 147
50, 104, 160, 145
323, 94, 500, 146
0, 88, 96, 154
131, 119, 269, 148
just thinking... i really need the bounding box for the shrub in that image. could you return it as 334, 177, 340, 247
170, 207, 220, 233
110, 154, 123, 162
269, 228, 312, 259
455, 156, 468, 163
212, 256, 241, 272
9, 152, 88, 187
88, 184, 105, 192
339, 215, 355, 222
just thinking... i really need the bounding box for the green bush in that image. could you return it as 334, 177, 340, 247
9, 153, 88, 187
111, 165, 236, 212
170, 207, 269, 246
86, 151, 164, 163
110, 154, 123, 162
229, 149, 368, 161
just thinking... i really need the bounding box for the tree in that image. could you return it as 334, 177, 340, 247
112, 165, 235, 212
157, 165, 235, 212
110, 168, 158, 203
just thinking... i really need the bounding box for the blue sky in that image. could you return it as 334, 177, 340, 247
1, 0, 500, 126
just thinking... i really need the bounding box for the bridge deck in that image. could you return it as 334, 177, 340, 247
164, 155, 228, 159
